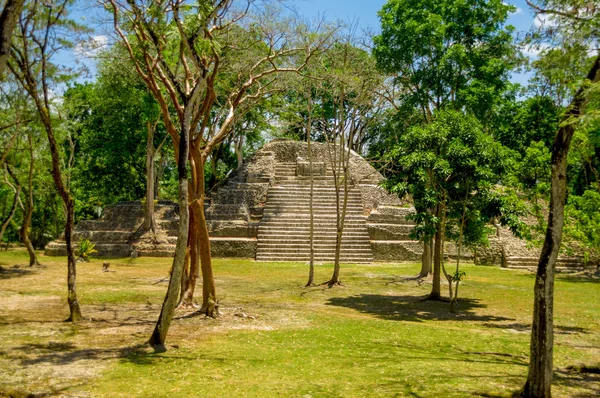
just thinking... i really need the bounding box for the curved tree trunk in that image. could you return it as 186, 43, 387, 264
0, 178, 19, 244
23, 132, 39, 266
40, 106, 82, 322
521, 52, 600, 398
180, 153, 218, 316
149, 120, 190, 351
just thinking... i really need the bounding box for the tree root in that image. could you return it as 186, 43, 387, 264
176, 300, 200, 310
320, 279, 344, 288
419, 293, 450, 302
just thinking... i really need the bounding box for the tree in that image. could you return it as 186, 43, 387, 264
63, 52, 171, 232
373, 0, 517, 124
7, 0, 85, 321
518, 1, 600, 396
384, 110, 509, 301
279, 38, 384, 287
107, 0, 331, 349
374, 0, 517, 278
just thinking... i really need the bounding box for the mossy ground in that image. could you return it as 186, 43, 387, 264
0, 248, 598, 397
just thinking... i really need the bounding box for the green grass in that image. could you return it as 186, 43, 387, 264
0, 249, 598, 397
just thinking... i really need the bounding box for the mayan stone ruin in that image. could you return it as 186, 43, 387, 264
45, 139, 591, 270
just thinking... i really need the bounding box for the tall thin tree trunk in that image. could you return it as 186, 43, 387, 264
521, 52, 600, 398
154, 152, 167, 200
305, 93, 315, 287
427, 203, 444, 301
0, 178, 19, 243
178, 207, 199, 308
22, 132, 39, 266
419, 239, 432, 278
197, 156, 217, 316
41, 112, 82, 321
142, 121, 156, 234
235, 134, 244, 171
149, 120, 190, 351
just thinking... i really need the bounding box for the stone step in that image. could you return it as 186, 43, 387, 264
76, 220, 139, 231
276, 181, 355, 187
258, 235, 370, 241
257, 247, 372, 253
255, 256, 373, 263
264, 204, 364, 210
72, 230, 132, 242
266, 196, 363, 202
257, 248, 371, 255
263, 211, 364, 216
257, 241, 372, 248
269, 186, 360, 191
261, 218, 366, 223
259, 224, 366, 231
260, 221, 366, 227
267, 192, 362, 199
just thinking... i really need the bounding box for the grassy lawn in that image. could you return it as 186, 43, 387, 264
0, 248, 598, 397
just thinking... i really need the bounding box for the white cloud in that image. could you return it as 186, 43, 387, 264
73, 35, 108, 59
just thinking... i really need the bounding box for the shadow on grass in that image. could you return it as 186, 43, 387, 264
516, 270, 600, 285
9, 341, 170, 367
554, 366, 600, 398
0, 265, 34, 280
557, 272, 600, 284
325, 294, 513, 323
480, 322, 590, 335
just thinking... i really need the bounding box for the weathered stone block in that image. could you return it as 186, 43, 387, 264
296, 161, 326, 177
210, 238, 256, 258
367, 224, 413, 240
371, 240, 422, 262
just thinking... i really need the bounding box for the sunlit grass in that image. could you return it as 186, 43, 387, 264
0, 248, 598, 397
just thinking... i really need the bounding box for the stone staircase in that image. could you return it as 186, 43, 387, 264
256, 162, 373, 263
506, 256, 597, 273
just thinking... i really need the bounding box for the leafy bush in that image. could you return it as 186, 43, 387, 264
77, 239, 97, 261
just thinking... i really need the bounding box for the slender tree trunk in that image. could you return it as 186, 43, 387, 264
178, 206, 199, 308
142, 121, 156, 234
196, 156, 217, 316
427, 205, 443, 301
154, 152, 167, 200
0, 180, 19, 243
235, 134, 244, 171
0, 0, 25, 77
520, 52, 600, 398
22, 132, 39, 266
39, 112, 82, 321
149, 120, 190, 351
419, 239, 432, 278
305, 93, 315, 287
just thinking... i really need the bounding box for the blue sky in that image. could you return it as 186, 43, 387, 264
69, 0, 540, 86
